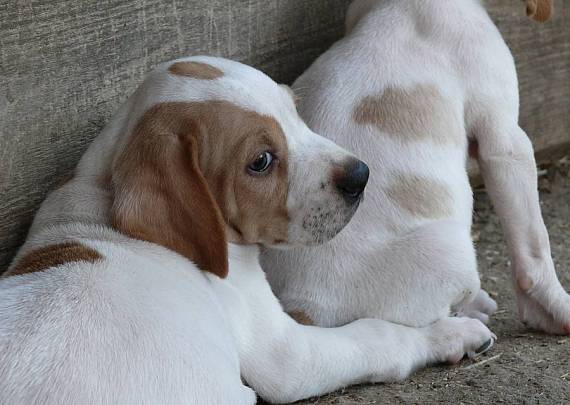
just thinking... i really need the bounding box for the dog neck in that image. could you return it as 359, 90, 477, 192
228, 243, 260, 269
26, 102, 131, 238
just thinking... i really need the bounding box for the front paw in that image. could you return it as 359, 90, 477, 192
516, 283, 570, 335
423, 317, 496, 365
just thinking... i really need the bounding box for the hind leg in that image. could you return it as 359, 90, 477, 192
264, 220, 496, 329
473, 119, 570, 334
354, 220, 494, 328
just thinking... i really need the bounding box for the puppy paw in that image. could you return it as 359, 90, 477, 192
423, 317, 496, 365
516, 283, 570, 335
453, 289, 498, 324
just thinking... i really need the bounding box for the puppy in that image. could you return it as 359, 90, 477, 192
262, 0, 570, 335
0, 57, 494, 404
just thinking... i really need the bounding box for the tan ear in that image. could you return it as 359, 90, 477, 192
526, 0, 553, 22
111, 104, 229, 278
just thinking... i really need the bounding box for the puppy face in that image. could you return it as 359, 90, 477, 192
111, 57, 368, 276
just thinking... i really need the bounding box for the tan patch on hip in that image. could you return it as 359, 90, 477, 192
168, 61, 224, 80
289, 310, 314, 326
4, 242, 102, 277
353, 85, 462, 144
387, 174, 454, 219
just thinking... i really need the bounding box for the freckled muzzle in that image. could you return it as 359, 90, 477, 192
291, 157, 370, 246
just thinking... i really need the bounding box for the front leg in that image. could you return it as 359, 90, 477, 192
234, 271, 494, 403
474, 122, 570, 334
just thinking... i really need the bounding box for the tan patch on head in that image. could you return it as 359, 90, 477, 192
353, 85, 462, 144
112, 101, 289, 278
168, 61, 224, 80
526, 0, 552, 22
289, 310, 314, 326
4, 242, 102, 277
387, 174, 454, 219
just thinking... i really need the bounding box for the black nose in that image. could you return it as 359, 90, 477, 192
335, 159, 369, 202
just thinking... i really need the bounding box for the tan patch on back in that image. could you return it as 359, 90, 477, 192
289, 310, 314, 326
168, 61, 224, 80
353, 85, 462, 144
387, 174, 454, 219
4, 242, 102, 277
112, 101, 289, 278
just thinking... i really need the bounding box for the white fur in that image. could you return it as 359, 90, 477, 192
0, 56, 494, 404
262, 0, 570, 334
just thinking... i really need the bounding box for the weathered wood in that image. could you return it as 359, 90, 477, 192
488, 0, 570, 163
1, 0, 569, 272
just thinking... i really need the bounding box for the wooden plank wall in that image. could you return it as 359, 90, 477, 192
1, 0, 568, 272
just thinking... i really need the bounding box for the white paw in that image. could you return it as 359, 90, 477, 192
423, 317, 496, 365
516, 282, 570, 335
453, 289, 498, 324
512, 258, 570, 335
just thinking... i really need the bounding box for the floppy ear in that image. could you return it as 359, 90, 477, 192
526, 0, 553, 22
111, 104, 229, 278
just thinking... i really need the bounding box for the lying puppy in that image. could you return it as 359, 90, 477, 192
263, 0, 570, 335
0, 57, 494, 404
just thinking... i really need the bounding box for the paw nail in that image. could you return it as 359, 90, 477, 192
475, 338, 494, 355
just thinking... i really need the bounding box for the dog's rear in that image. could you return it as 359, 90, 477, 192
262, 0, 570, 334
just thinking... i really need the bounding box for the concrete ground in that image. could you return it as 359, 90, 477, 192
294, 158, 570, 405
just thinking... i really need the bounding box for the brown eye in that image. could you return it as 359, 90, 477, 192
248, 151, 274, 174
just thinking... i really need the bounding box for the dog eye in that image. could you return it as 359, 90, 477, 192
248, 151, 274, 174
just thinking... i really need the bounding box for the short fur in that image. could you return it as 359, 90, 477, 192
262, 0, 570, 335
0, 56, 495, 404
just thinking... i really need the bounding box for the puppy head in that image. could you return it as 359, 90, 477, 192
111, 57, 368, 278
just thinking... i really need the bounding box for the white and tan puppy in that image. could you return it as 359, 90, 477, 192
262, 0, 570, 335
0, 56, 494, 404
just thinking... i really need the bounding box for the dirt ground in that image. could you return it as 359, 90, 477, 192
294, 158, 570, 405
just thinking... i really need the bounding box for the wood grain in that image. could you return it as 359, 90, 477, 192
1, 0, 568, 272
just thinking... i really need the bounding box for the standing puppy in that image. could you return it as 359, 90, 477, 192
262, 0, 570, 334
0, 57, 494, 404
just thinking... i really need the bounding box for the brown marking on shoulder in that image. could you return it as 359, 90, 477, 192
168, 61, 224, 80
387, 174, 454, 219
289, 310, 314, 326
4, 242, 102, 277
526, 0, 552, 22
353, 85, 463, 144
111, 101, 289, 278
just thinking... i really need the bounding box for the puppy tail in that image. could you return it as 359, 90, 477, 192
525, 0, 553, 22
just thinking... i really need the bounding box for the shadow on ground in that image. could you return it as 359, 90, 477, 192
294, 158, 570, 405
